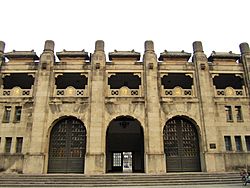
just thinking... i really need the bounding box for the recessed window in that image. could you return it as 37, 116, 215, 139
14, 106, 22, 122
225, 106, 233, 122
235, 136, 243, 151
224, 136, 232, 151
235, 106, 243, 122
3, 106, 11, 123
5, 137, 12, 153
16, 137, 23, 153
245, 136, 250, 151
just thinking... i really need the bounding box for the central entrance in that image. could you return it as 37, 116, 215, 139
106, 116, 144, 173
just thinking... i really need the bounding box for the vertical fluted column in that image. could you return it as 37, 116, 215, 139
143, 41, 165, 173
240, 42, 250, 97
85, 40, 106, 174
23, 40, 55, 173
193, 41, 218, 172
0, 41, 5, 66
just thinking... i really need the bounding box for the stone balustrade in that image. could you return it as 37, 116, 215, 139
1, 86, 33, 97
214, 86, 245, 97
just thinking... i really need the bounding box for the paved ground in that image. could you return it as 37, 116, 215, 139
3, 184, 248, 188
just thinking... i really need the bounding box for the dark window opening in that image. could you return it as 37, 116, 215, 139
3, 106, 11, 123
224, 136, 232, 151
5, 137, 12, 153
3, 73, 34, 89
213, 74, 244, 89
16, 137, 23, 153
245, 136, 250, 151
108, 73, 141, 89
55, 73, 88, 89
14, 106, 22, 122
161, 73, 193, 89
235, 106, 243, 122
235, 136, 242, 151
225, 106, 233, 122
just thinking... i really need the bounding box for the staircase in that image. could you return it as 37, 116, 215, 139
0, 172, 242, 187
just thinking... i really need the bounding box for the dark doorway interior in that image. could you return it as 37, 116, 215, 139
106, 116, 144, 173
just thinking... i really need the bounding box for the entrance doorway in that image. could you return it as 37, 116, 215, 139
106, 116, 144, 173
112, 152, 132, 173
163, 117, 201, 172
48, 117, 86, 173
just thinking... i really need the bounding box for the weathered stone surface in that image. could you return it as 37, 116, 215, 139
0, 40, 249, 175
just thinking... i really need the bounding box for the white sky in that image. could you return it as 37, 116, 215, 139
1, 0, 250, 58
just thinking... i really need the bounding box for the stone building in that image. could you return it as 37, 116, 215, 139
0, 40, 250, 174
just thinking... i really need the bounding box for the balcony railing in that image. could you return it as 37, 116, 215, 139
1, 86, 33, 97
214, 86, 245, 97
54, 86, 88, 97
161, 86, 194, 97
107, 86, 142, 97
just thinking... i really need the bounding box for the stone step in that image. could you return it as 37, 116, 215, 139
0, 172, 242, 187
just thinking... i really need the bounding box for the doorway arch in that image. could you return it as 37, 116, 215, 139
163, 116, 201, 172
106, 116, 144, 173
48, 117, 86, 173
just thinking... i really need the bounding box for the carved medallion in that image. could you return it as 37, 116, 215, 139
12, 87, 22, 96
225, 87, 235, 96
65, 86, 76, 96
120, 86, 129, 96
173, 86, 182, 96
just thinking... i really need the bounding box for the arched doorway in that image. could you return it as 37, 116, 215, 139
106, 116, 144, 173
163, 116, 201, 172
48, 117, 86, 173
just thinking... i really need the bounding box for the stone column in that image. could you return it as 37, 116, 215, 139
23, 40, 55, 174
0, 41, 5, 63
0, 41, 5, 86
192, 41, 220, 172
85, 40, 106, 174
143, 41, 165, 173
239, 42, 250, 96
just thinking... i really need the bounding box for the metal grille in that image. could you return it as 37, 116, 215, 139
48, 118, 86, 173
163, 118, 201, 172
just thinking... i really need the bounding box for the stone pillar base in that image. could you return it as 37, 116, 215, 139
146, 153, 165, 174
23, 153, 45, 174
85, 153, 105, 174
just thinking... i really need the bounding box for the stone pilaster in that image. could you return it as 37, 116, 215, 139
23, 40, 55, 174
192, 41, 216, 172
143, 41, 165, 173
240, 42, 250, 96
85, 40, 106, 174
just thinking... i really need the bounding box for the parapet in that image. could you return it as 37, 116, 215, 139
208, 51, 240, 63
56, 50, 89, 61
109, 50, 141, 61
4, 50, 39, 61
158, 50, 191, 61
